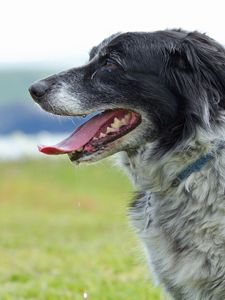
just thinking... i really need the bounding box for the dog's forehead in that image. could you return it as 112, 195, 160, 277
90, 30, 188, 59
89, 33, 122, 59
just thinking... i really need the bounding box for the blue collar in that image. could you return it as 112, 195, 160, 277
171, 140, 225, 187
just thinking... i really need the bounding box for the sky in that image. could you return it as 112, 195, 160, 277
0, 0, 224, 66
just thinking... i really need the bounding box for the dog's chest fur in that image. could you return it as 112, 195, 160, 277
118, 138, 225, 300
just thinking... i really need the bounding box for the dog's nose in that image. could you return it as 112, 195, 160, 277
29, 81, 49, 101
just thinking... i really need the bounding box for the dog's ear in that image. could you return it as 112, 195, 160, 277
168, 33, 225, 109
164, 33, 225, 129
169, 48, 193, 71
187, 32, 225, 109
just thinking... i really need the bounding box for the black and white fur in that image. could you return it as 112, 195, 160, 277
29, 29, 225, 299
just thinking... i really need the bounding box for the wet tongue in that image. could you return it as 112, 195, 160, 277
38, 110, 119, 155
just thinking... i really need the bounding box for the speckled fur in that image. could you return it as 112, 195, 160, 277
29, 29, 225, 299
117, 122, 225, 299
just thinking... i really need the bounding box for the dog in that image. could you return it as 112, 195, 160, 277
29, 29, 225, 299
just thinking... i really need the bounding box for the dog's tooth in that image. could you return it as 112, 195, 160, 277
111, 117, 122, 129
93, 137, 98, 141
120, 117, 128, 125
106, 127, 112, 133
106, 126, 116, 133
124, 113, 131, 122
118, 113, 131, 126
111, 123, 121, 129
99, 132, 106, 138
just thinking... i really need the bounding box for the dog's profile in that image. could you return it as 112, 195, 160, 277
29, 29, 225, 299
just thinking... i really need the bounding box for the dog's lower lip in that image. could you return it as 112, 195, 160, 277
38, 108, 141, 159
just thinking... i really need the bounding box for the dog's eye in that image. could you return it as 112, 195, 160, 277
101, 58, 118, 71
91, 58, 119, 80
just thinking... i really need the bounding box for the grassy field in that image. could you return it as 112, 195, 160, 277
0, 158, 163, 300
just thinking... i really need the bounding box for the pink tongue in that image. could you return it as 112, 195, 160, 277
38, 110, 119, 155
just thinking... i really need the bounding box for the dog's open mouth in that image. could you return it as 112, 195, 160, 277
39, 108, 141, 162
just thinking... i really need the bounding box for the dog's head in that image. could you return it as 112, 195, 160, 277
29, 29, 225, 162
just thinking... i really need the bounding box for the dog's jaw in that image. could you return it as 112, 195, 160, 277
38, 108, 147, 163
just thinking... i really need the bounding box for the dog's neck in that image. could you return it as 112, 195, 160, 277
117, 124, 225, 194
122, 124, 225, 300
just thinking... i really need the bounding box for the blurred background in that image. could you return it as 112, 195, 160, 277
0, 0, 224, 299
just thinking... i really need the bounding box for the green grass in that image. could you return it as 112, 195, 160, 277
0, 158, 163, 300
